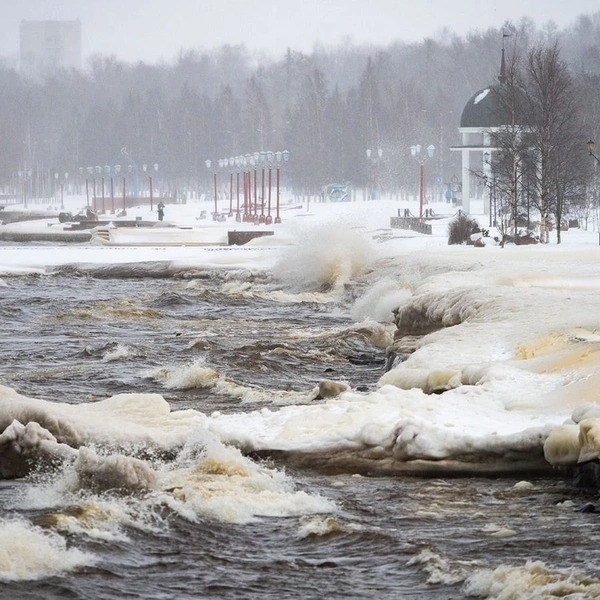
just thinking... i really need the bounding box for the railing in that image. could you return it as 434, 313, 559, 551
390, 216, 432, 235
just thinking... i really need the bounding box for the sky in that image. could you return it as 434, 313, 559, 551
1, 0, 599, 65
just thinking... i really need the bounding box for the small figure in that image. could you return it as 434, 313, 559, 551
157, 201, 165, 221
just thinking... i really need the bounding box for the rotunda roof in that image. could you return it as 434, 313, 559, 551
460, 86, 511, 128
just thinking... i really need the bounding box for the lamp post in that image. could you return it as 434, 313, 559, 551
18, 171, 24, 207
94, 166, 104, 213
265, 151, 274, 225
53, 172, 67, 210
234, 155, 242, 222
63, 172, 68, 209
219, 158, 234, 217
274, 150, 290, 224
588, 140, 600, 164
78, 167, 84, 197
86, 166, 93, 208
205, 159, 218, 218
228, 157, 234, 217
54, 172, 59, 207
410, 144, 435, 220
259, 151, 266, 223
241, 156, 249, 222
366, 148, 383, 200
244, 153, 252, 221
252, 152, 259, 221
113, 165, 124, 213
142, 163, 158, 211
19, 170, 32, 208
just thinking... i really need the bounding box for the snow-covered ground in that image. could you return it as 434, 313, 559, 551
2, 191, 600, 474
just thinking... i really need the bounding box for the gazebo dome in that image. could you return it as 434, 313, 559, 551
460, 86, 510, 128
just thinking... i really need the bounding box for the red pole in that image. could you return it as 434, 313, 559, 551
253, 169, 258, 219
85, 179, 89, 207
244, 172, 249, 221
110, 177, 114, 214
236, 171, 240, 221
213, 172, 218, 216
149, 176, 153, 211
229, 172, 233, 216
275, 167, 281, 224
266, 168, 272, 225
246, 171, 251, 221
242, 172, 246, 221
260, 168, 265, 222
419, 162, 425, 220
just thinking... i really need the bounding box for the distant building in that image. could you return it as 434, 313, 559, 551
20, 19, 82, 77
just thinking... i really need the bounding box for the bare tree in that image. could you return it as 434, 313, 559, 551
523, 42, 587, 243
486, 46, 530, 240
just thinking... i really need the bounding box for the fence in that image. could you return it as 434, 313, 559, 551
390, 216, 432, 235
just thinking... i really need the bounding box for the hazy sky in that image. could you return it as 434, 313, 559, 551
1, 0, 598, 64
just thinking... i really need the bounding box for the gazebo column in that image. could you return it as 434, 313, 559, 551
461, 148, 471, 213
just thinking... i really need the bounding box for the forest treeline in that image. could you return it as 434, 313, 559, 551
1, 12, 600, 198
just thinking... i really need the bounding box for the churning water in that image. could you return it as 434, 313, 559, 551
1, 265, 599, 599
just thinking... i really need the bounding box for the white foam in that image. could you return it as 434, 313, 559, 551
102, 343, 136, 362
0, 518, 95, 581
463, 560, 600, 599
272, 223, 374, 293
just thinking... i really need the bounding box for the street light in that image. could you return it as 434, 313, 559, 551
218, 158, 234, 217
244, 153, 252, 221
259, 151, 267, 223
205, 159, 218, 218
588, 140, 600, 164
251, 152, 259, 221
366, 148, 383, 200
54, 172, 59, 207
142, 163, 158, 211
94, 166, 103, 213
53, 172, 69, 210
273, 150, 290, 224
410, 144, 435, 220
234, 155, 242, 222
265, 151, 274, 225
85, 166, 94, 208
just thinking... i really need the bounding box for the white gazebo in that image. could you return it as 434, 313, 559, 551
450, 45, 514, 215
450, 85, 508, 215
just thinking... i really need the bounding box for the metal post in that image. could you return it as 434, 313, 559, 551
260, 168, 265, 223
110, 177, 115, 214
149, 176, 153, 211
419, 162, 425, 220
236, 171, 241, 222
243, 172, 248, 221
275, 167, 281, 224
266, 168, 272, 225
60, 183, 64, 209
101, 177, 105, 214
122, 177, 126, 213
213, 172, 218, 216
86, 178, 90, 208
253, 169, 258, 219
229, 172, 233, 217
